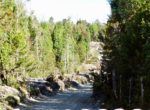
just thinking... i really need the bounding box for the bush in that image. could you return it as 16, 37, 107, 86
7, 77, 19, 89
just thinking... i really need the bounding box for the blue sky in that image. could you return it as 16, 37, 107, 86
23, 0, 111, 23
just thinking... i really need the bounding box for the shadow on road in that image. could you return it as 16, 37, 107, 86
18, 84, 99, 110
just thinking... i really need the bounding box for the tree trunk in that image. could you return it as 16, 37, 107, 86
129, 78, 132, 107
140, 77, 144, 105
112, 69, 117, 99
119, 75, 122, 102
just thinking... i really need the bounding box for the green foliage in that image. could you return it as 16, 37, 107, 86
95, 0, 150, 108
0, 0, 104, 87
75, 20, 91, 62
52, 22, 65, 62
7, 77, 19, 89
89, 21, 101, 41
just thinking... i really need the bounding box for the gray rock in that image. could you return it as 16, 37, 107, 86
70, 80, 80, 88
56, 79, 65, 91
5, 95, 20, 107
0, 86, 20, 99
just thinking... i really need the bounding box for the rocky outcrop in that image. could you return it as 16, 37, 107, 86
0, 86, 21, 108
69, 80, 80, 88
46, 75, 65, 92
0, 72, 96, 109
25, 75, 66, 97
26, 78, 54, 96
73, 75, 88, 84
0, 86, 20, 98
79, 73, 95, 83
56, 79, 65, 91
5, 95, 20, 107
46, 73, 94, 91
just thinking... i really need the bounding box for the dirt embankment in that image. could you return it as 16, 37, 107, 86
18, 84, 99, 110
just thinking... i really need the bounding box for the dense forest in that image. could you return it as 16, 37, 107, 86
94, 0, 150, 109
0, 0, 104, 86
0, 0, 150, 109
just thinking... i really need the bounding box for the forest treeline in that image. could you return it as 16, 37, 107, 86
0, 0, 105, 86
1, 0, 150, 109
94, 0, 150, 109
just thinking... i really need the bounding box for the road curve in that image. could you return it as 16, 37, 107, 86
18, 84, 100, 110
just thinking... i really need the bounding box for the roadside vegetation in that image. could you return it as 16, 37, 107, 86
93, 0, 150, 109
0, 0, 149, 109
0, 0, 104, 109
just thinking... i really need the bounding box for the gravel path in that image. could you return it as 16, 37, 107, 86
18, 84, 100, 110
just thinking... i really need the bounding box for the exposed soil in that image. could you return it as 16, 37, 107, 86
18, 84, 99, 110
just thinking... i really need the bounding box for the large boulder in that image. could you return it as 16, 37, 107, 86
38, 84, 53, 96
74, 75, 88, 84
46, 75, 55, 83
49, 81, 60, 92
46, 74, 63, 82
46, 75, 65, 92
27, 80, 53, 96
69, 80, 80, 88
82, 73, 95, 83
71, 74, 88, 84
63, 76, 80, 89
28, 83, 41, 96
64, 80, 80, 88
0, 86, 20, 99
5, 95, 20, 107
0, 86, 21, 107
56, 79, 65, 92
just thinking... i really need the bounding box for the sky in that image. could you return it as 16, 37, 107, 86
22, 0, 111, 23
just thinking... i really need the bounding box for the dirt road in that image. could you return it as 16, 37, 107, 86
18, 84, 99, 110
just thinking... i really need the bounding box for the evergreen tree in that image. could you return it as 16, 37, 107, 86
94, 0, 150, 108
